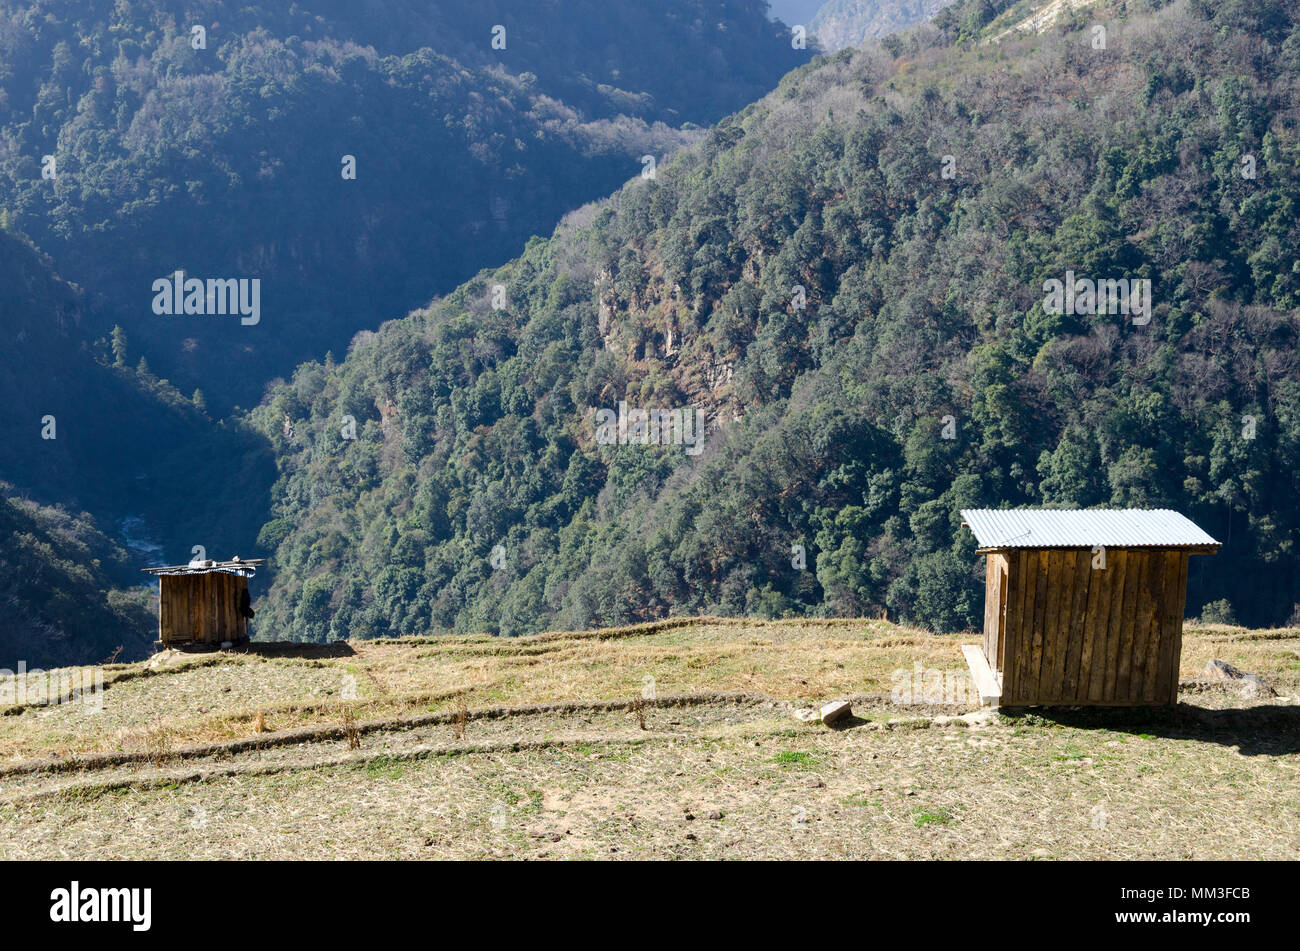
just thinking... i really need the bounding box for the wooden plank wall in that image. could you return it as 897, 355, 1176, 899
988, 548, 1190, 706
159, 575, 248, 647
983, 554, 1007, 675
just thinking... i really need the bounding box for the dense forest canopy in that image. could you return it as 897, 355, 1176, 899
4, 0, 1299, 665
252, 0, 1300, 643
0, 0, 808, 410
0, 482, 154, 666
0, 229, 272, 539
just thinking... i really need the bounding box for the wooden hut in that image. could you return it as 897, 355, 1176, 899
142, 557, 264, 650
960, 509, 1218, 707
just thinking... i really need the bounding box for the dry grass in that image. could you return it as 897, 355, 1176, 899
0, 617, 1296, 860
0, 618, 953, 761
452, 695, 467, 742
341, 708, 360, 751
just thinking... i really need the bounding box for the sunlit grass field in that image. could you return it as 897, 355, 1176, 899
1, 617, 1296, 859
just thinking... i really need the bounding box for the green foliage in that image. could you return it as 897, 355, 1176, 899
912, 807, 955, 827
0, 0, 808, 412
770, 750, 820, 766
0, 485, 154, 666
109, 326, 128, 368
250, 0, 1300, 642
0, 0, 814, 663
1198, 599, 1239, 626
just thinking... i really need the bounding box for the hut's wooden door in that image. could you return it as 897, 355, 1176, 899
984, 554, 1008, 674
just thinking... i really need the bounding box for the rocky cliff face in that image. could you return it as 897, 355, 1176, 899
810, 0, 958, 52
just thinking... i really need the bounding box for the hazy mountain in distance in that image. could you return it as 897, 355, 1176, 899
0, 231, 186, 664
766, 1, 831, 27
810, 0, 957, 51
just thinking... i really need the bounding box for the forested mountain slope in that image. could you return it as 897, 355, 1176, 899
250, 0, 1300, 642
0, 228, 271, 534
0, 229, 272, 663
0, 0, 809, 410
0, 485, 154, 667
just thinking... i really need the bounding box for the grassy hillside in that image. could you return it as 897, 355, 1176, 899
250, 0, 1300, 644
0, 617, 1295, 859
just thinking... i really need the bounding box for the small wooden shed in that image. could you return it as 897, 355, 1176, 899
142, 557, 264, 650
960, 509, 1219, 707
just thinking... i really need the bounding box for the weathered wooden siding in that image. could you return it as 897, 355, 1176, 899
159, 574, 249, 647
988, 547, 1190, 706
983, 553, 1008, 681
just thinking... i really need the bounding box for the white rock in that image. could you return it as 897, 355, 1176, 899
820, 700, 852, 725
1203, 659, 1276, 697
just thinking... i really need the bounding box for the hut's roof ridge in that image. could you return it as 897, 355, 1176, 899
960, 508, 1219, 550
143, 557, 264, 577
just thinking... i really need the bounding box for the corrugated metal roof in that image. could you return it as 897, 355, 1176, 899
960, 509, 1219, 550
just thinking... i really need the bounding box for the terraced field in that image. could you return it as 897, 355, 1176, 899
1, 618, 1297, 859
